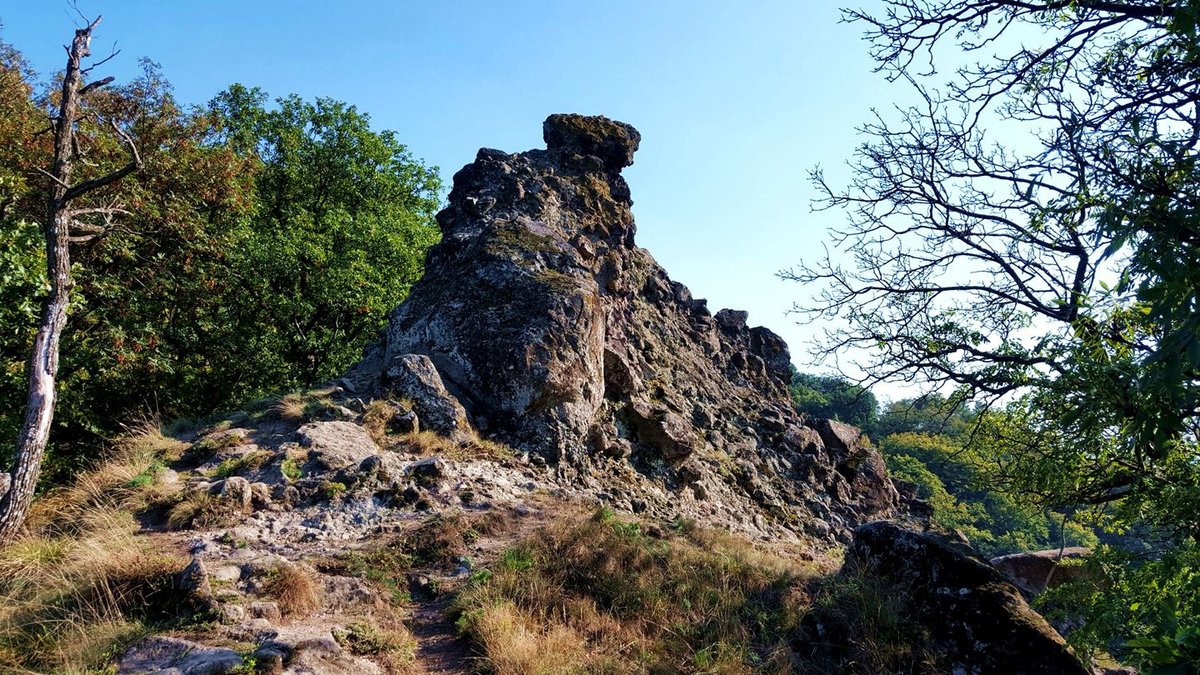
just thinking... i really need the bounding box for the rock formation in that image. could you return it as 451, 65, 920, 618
346, 114, 897, 539
847, 522, 1091, 674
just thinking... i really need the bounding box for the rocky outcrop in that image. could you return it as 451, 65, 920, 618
848, 521, 1090, 674
345, 114, 896, 540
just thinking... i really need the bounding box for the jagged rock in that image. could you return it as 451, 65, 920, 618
298, 421, 379, 472
543, 113, 640, 169
384, 353, 471, 437
217, 476, 253, 513
175, 557, 220, 618
849, 521, 1090, 674
991, 547, 1092, 597
343, 114, 896, 538
118, 635, 243, 674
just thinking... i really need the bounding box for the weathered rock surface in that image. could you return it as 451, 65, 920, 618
848, 521, 1090, 674
118, 636, 243, 674
345, 113, 896, 539
990, 547, 1092, 597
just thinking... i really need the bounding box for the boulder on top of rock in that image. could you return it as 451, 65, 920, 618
849, 521, 1089, 674
543, 113, 641, 169
991, 547, 1092, 597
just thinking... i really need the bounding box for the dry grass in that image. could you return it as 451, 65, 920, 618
390, 429, 515, 462
465, 602, 589, 674
0, 423, 201, 672
268, 387, 341, 423
0, 508, 188, 672
334, 620, 418, 672
25, 422, 185, 536
362, 398, 401, 441
455, 508, 814, 674
212, 449, 273, 478
165, 490, 234, 531
261, 563, 322, 619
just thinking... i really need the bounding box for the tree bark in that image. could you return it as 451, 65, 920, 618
0, 16, 140, 543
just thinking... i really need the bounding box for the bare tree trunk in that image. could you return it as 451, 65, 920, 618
0, 16, 140, 543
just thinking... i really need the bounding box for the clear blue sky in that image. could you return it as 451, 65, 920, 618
2, 1, 909, 393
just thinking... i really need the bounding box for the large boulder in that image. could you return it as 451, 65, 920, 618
991, 547, 1092, 597
849, 521, 1090, 674
383, 353, 471, 438
343, 114, 897, 538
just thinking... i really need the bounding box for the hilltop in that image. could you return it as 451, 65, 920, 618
0, 116, 1091, 674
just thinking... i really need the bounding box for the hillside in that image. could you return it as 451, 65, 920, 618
0, 116, 1094, 674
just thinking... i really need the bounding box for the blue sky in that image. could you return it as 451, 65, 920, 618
2, 1, 909, 393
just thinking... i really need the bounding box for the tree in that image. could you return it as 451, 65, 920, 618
209, 84, 441, 390
789, 369, 879, 429
0, 17, 141, 542
784, 0, 1199, 665
0, 55, 442, 483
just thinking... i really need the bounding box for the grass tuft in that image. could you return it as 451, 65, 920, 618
260, 563, 322, 619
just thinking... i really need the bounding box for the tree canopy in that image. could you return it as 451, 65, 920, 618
0, 39, 441, 482
786, 1, 1200, 667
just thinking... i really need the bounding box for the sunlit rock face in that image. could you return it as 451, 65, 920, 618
346, 114, 897, 540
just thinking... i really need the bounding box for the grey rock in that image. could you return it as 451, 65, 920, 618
384, 354, 471, 438
118, 635, 242, 674
298, 421, 379, 472
339, 115, 898, 539
848, 522, 1090, 674
250, 600, 282, 621
218, 476, 253, 513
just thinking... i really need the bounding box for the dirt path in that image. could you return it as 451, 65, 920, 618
410, 592, 471, 674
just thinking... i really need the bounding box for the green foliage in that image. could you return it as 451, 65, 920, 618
0, 35, 440, 484
209, 84, 441, 387
789, 369, 878, 429
882, 431, 1096, 558
872, 392, 974, 440
789, 2, 1200, 664
1042, 543, 1200, 673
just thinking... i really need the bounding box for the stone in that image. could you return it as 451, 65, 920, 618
848, 521, 1090, 674
217, 476, 253, 513
117, 635, 242, 674
408, 456, 448, 484
389, 406, 420, 434
175, 557, 219, 618
210, 564, 243, 584
298, 421, 380, 472
543, 113, 641, 169
249, 481, 272, 509
250, 600, 282, 621
627, 402, 697, 460
990, 547, 1092, 597
384, 353, 471, 437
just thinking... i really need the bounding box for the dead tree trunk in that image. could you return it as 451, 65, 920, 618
0, 16, 141, 543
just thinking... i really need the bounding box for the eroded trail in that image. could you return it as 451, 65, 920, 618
410, 592, 471, 674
